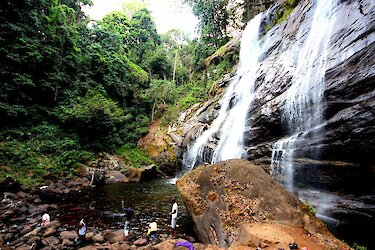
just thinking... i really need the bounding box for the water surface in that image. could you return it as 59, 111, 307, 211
57, 179, 195, 238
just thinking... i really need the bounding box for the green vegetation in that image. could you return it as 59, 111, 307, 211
0, 123, 94, 187
161, 81, 208, 126
184, 0, 230, 68
353, 244, 367, 250
116, 144, 155, 168
0, 0, 248, 187
262, 0, 300, 35
0, 0, 192, 187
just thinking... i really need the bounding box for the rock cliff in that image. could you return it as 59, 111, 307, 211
164, 0, 375, 168
139, 0, 375, 247
138, 0, 375, 247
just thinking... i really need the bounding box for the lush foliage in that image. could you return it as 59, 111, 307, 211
183, 0, 230, 68
0, 0, 241, 187
0, 123, 94, 187
160, 81, 209, 126
116, 144, 155, 168
0, 0, 194, 186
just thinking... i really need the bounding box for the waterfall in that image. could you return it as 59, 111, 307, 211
270, 0, 339, 192
182, 13, 263, 170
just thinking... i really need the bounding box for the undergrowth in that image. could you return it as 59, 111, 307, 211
0, 123, 94, 188
116, 143, 155, 168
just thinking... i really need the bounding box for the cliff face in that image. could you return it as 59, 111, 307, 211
245, 0, 375, 164
226, 0, 276, 35
168, 0, 375, 168
138, 1, 375, 246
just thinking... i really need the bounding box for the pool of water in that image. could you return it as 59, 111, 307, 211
56, 179, 196, 238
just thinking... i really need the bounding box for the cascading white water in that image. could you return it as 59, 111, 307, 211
182, 13, 263, 170
270, 0, 339, 192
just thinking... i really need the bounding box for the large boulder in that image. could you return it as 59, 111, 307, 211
103, 229, 126, 244
177, 159, 348, 249
76, 152, 165, 184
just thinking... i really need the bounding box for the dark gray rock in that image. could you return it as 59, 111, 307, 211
0, 177, 21, 193
173, 0, 375, 168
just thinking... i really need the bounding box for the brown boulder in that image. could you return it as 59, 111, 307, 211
42, 227, 56, 237
237, 223, 294, 247
103, 229, 125, 244
122, 165, 164, 183
92, 232, 105, 243
16, 191, 28, 199
86, 232, 94, 241
105, 171, 127, 184
62, 238, 74, 246
133, 237, 147, 246
60, 230, 78, 240
177, 159, 348, 249
20, 225, 33, 236
41, 236, 60, 246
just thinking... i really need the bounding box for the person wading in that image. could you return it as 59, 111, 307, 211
121, 200, 134, 239
169, 197, 178, 238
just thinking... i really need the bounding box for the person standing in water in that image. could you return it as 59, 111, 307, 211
75, 218, 87, 246
121, 200, 134, 238
169, 197, 178, 238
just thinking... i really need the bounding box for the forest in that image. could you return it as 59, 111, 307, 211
2, 0, 374, 248
0, 0, 236, 187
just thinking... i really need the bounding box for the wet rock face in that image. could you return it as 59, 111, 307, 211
167, 0, 375, 167
245, 0, 375, 164
227, 0, 277, 35
177, 159, 347, 248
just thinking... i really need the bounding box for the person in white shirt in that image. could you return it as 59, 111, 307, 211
169, 197, 178, 238
41, 213, 50, 226
76, 219, 87, 246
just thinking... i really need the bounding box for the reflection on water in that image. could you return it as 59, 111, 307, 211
56, 179, 195, 238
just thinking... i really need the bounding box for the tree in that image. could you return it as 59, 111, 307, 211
182, 0, 230, 69
160, 29, 193, 84
184, 0, 229, 48
128, 8, 160, 69
56, 89, 131, 132
0, 0, 185, 179
142, 79, 178, 120
121, 0, 147, 19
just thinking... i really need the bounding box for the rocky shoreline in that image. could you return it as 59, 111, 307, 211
1, 160, 353, 250
0, 177, 214, 250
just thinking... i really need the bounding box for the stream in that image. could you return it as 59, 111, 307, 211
53, 174, 374, 248
55, 179, 196, 239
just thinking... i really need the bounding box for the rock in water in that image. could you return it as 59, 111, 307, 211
177, 159, 348, 249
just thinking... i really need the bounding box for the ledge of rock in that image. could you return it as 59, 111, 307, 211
177, 159, 349, 249
76, 152, 166, 185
